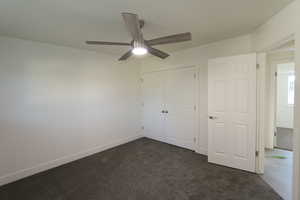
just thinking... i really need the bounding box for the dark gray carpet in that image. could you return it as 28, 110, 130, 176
0, 138, 282, 200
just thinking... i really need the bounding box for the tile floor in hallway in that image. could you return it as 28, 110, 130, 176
261, 148, 293, 200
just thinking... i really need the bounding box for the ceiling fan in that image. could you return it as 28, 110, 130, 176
85, 12, 192, 61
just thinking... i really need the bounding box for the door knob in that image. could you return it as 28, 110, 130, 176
209, 116, 217, 120
161, 110, 165, 113
165, 110, 169, 114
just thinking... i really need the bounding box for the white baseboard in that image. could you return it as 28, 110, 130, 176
196, 148, 208, 156
144, 135, 167, 144
145, 135, 208, 155
0, 134, 143, 186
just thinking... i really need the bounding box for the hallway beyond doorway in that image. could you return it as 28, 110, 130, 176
261, 149, 293, 200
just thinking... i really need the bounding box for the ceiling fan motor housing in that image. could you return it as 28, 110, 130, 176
133, 39, 146, 49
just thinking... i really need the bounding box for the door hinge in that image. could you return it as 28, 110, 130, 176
255, 151, 259, 157
193, 137, 197, 143
256, 64, 260, 69
275, 72, 278, 77
141, 126, 144, 130
194, 73, 197, 79
194, 105, 196, 111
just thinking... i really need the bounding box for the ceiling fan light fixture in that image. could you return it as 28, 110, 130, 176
85, 13, 191, 60
132, 40, 148, 55
132, 47, 148, 55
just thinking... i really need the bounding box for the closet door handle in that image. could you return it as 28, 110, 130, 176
161, 110, 165, 113
165, 110, 168, 114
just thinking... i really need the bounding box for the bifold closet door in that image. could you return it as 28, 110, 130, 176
142, 71, 166, 142
164, 68, 197, 150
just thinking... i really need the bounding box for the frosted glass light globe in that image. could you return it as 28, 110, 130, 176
132, 47, 148, 55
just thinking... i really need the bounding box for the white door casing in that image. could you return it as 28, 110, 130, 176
208, 54, 257, 172
256, 53, 267, 174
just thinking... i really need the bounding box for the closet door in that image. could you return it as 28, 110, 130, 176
142, 71, 166, 142
164, 67, 197, 150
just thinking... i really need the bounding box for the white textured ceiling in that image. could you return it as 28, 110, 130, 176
0, 0, 293, 55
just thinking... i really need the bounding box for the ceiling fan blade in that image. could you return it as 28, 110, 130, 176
148, 47, 169, 59
147, 32, 191, 46
118, 50, 132, 61
86, 41, 131, 46
122, 12, 143, 42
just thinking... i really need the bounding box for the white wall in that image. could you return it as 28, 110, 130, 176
141, 35, 253, 154
0, 36, 142, 186
251, 1, 297, 52
294, 1, 300, 199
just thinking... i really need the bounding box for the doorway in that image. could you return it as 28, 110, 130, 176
261, 40, 295, 200
276, 62, 295, 150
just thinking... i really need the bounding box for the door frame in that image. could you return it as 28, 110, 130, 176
270, 54, 295, 148
256, 53, 267, 174
141, 65, 200, 152
256, 34, 300, 199
256, 46, 295, 174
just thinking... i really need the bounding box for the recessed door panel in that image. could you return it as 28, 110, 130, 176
234, 79, 248, 113
214, 122, 226, 154
233, 123, 248, 159
214, 81, 226, 112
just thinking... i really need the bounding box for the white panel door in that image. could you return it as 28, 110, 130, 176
142, 72, 166, 141
164, 67, 197, 150
208, 54, 256, 172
